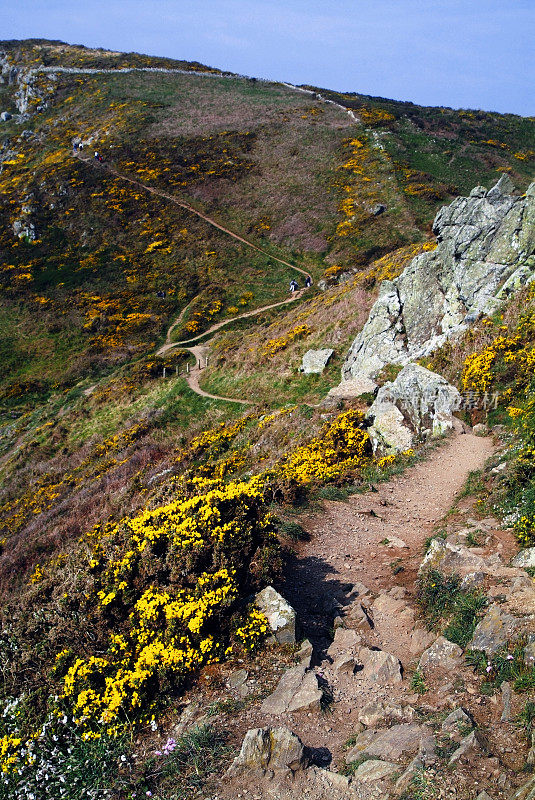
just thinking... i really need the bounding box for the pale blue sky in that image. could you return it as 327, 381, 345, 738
3, 0, 534, 115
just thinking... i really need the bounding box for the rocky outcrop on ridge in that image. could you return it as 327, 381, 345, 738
342, 176, 535, 382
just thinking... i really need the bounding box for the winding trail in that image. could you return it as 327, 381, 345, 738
158, 292, 305, 404
77, 155, 313, 403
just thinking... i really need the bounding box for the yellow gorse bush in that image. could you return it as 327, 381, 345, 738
277, 409, 370, 484
58, 477, 274, 736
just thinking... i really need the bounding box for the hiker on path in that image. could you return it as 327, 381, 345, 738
305, 275, 312, 288
289, 279, 299, 293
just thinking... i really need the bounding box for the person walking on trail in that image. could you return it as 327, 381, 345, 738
289, 279, 299, 293
305, 275, 312, 288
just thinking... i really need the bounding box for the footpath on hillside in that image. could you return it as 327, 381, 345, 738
217, 424, 515, 800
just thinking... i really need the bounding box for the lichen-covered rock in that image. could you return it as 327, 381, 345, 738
418, 538, 487, 577
367, 363, 461, 452
468, 603, 524, 655
512, 547, 535, 569
255, 586, 297, 645
300, 348, 334, 374
341, 178, 535, 382
418, 636, 463, 674
227, 726, 309, 777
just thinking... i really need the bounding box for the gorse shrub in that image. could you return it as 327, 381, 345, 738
58, 477, 273, 737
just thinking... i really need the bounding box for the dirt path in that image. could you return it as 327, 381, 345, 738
77, 156, 311, 282
232, 426, 495, 759
182, 344, 251, 404
157, 291, 305, 355
280, 424, 494, 651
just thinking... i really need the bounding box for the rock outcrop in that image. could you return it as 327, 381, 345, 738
366, 363, 461, 453
341, 177, 535, 382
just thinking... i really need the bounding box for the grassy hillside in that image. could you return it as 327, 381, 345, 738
0, 39, 534, 799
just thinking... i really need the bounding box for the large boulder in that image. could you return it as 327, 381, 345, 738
300, 348, 334, 374
367, 363, 461, 452
227, 726, 309, 777
340, 178, 535, 383
255, 586, 297, 645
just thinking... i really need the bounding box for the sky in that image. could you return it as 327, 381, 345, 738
3, 0, 534, 115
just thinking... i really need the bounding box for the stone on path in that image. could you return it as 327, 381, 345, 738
346, 723, 435, 764
356, 647, 403, 685
352, 759, 398, 781
227, 726, 309, 777
261, 664, 323, 715
418, 636, 463, 674
255, 586, 297, 645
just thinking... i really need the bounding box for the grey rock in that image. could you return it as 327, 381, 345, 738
524, 642, 535, 669
512, 547, 535, 569
418, 538, 487, 578
441, 707, 473, 733
371, 203, 387, 216
341, 179, 534, 383
261, 664, 323, 715
300, 348, 334, 374
418, 636, 463, 674
346, 723, 435, 763
359, 700, 414, 728
449, 730, 487, 764
227, 669, 248, 691
460, 571, 486, 591
512, 775, 535, 800
333, 654, 357, 674
327, 626, 361, 659
356, 647, 403, 684
501, 681, 512, 722
227, 726, 309, 777
352, 758, 398, 781
468, 603, 523, 655
296, 638, 313, 666
326, 375, 377, 401
473, 423, 489, 436
476, 792, 495, 800
367, 364, 461, 453
394, 756, 425, 793
255, 586, 297, 645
